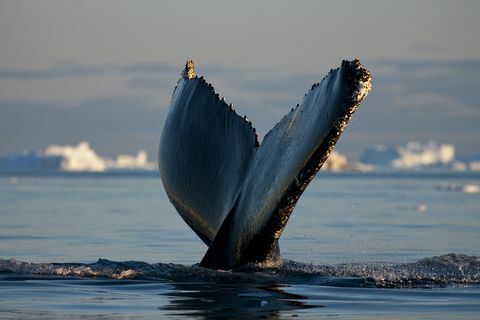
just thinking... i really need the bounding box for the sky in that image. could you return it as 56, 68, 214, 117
1, 0, 479, 160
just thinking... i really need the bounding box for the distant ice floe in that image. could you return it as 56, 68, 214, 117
0, 141, 155, 172
452, 160, 480, 171
361, 141, 459, 170
436, 183, 480, 194
1, 140, 478, 173
45, 142, 107, 171
395, 203, 428, 212
322, 150, 373, 172
0, 142, 364, 173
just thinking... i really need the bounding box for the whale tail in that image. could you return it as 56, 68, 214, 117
159, 59, 371, 269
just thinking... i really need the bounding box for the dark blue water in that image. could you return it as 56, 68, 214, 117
1, 172, 479, 319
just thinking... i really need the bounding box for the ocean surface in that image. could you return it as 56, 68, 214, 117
1, 171, 479, 319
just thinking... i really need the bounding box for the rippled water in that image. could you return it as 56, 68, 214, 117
1, 171, 479, 319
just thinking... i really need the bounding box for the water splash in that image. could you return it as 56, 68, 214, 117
1, 253, 479, 288
279, 253, 480, 288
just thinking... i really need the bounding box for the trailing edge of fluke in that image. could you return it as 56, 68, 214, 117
159, 59, 372, 270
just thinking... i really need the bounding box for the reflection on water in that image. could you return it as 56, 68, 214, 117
1, 272, 479, 320
161, 282, 318, 319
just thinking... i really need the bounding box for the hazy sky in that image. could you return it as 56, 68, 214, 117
1, 0, 479, 159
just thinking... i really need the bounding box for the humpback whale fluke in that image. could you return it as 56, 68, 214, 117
159, 59, 371, 269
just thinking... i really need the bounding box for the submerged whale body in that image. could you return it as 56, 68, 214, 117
159, 59, 372, 269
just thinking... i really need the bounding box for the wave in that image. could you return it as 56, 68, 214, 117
1, 253, 479, 288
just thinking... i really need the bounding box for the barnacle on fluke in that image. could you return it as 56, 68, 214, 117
159, 59, 372, 270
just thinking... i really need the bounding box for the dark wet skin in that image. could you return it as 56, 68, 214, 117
159, 60, 372, 270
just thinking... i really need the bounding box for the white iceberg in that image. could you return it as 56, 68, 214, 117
0, 141, 155, 172
45, 142, 106, 172
362, 141, 455, 170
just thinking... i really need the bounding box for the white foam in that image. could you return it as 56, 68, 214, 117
2, 253, 479, 287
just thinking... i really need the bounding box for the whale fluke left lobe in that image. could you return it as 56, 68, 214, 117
159, 64, 258, 245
